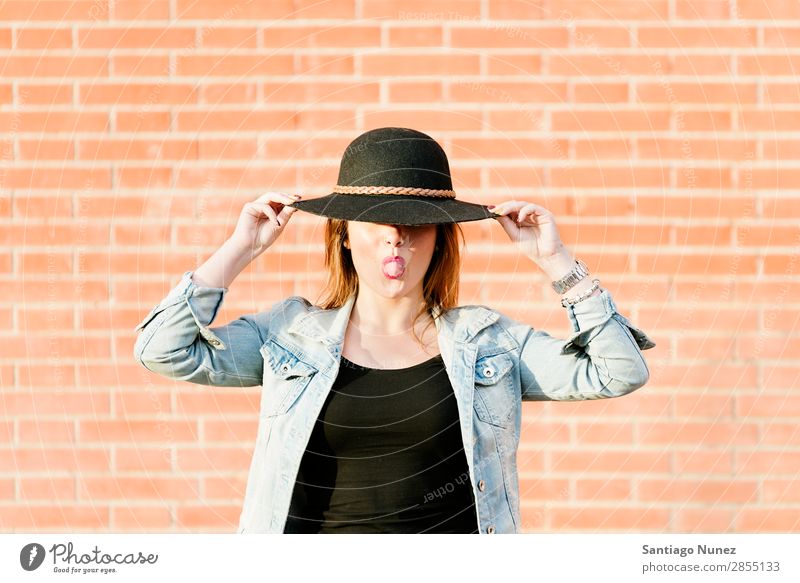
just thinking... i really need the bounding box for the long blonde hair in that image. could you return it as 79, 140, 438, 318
315, 219, 465, 348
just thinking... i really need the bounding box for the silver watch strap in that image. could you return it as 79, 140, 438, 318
551, 259, 589, 294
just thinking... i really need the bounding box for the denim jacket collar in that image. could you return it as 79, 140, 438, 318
285, 293, 501, 346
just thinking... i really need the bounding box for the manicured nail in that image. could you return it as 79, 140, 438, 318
487, 204, 495, 209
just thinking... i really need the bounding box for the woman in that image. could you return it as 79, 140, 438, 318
134, 127, 655, 534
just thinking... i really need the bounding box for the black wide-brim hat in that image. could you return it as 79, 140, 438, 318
288, 127, 496, 226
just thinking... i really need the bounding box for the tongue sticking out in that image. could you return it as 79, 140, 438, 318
384, 262, 403, 277
382, 257, 406, 278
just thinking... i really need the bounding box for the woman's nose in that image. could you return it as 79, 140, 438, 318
383, 226, 406, 246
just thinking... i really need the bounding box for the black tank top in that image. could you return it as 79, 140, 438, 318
283, 352, 479, 533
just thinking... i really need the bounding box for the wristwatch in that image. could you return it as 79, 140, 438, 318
550, 259, 590, 294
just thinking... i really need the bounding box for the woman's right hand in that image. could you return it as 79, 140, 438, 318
229, 191, 302, 256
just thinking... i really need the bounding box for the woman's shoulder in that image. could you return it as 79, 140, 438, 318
238, 296, 316, 333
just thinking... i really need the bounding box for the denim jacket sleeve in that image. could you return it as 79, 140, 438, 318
496, 288, 656, 401
133, 270, 273, 387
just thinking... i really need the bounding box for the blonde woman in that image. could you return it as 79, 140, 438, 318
134, 127, 655, 534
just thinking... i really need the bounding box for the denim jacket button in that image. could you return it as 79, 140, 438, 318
486, 525, 495, 534
478, 479, 486, 491
281, 364, 290, 373
484, 367, 494, 377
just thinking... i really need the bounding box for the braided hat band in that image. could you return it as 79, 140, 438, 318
331, 185, 456, 199
289, 127, 495, 225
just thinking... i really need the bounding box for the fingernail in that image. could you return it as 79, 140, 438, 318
487, 204, 495, 209
293, 194, 302, 198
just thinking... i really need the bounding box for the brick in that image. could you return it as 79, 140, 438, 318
1, 56, 107, 77
575, 479, 631, 501
573, 83, 629, 103
203, 476, 247, 499
551, 507, 670, 530
387, 25, 444, 47
15, 27, 73, 49
0, 447, 110, 471
676, 509, 734, 531
111, 506, 172, 529
450, 26, 567, 49
261, 25, 379, 47
202, 420, 258, 442
736, 451, 800, 474
1, 392, 109, 414
737, 509, 800, 531
639, 479, 758, 503
18, 252, 73, 274
78, 27, 194, 48
635, 82, 757, 104
1, 168, 111, 189
112, 1, 170, 20
175, 504, 239, 528
549, 55, 671, 76
115, 447, 172, 472
79, 83, 198, 106
176, 392, 259, 415
112, 55, 170, 76
13, 195, 73, 218
737, 1, 800, 19
77, 477, 200, 500
0, 2, 109, 21
198, 83, 257, 104
640, 422, 759, 446
649, 364, 757, 389
362, 54, 480, 76
637, 26, 756, 48
175, 54, 293, 76
175, 0, 294, 19
551, 450, 671, 473
364, 0, 480, 19
485, 55, 541, 75
675, 451, 734, 474
19, 421, 76, 443
198, 26, 257, 48
262, 82, 380, 103
176, 448, 253, 471
18, 138, 75, 160
676, 1, 731, 19
552, 110, 671, 131
0, 505, 109, 528
80, 138, 197, 161
79, 420, 199, 443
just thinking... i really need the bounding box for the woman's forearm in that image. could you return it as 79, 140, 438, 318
535, 248, 602, 303
191, 237, 258, 289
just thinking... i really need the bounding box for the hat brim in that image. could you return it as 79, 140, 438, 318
288, 193, 497, 226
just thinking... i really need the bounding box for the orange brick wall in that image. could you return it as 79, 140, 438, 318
3, 0, 799, 533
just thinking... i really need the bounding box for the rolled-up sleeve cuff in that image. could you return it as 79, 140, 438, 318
134, 270, 230, 349
561, 288, 656, 355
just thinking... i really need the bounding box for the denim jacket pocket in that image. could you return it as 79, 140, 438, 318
259, 339, 318, 417
473, 352, 516, 428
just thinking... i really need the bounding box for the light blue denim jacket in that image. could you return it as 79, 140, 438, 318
133, 270, 656, 534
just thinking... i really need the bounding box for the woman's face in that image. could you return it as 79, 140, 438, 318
345, 221, 437, 298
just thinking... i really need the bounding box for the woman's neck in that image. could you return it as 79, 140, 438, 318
349, 292, 430, 337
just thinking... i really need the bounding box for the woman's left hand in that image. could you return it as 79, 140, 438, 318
490, 200, 566, 263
